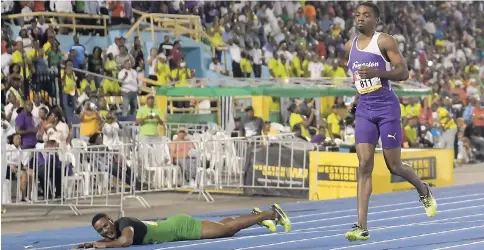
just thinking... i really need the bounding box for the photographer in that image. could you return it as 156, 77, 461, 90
79, 101, 101, 142
135, 94, 164, 144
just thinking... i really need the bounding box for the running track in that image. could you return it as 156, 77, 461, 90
3, 184, 484, 250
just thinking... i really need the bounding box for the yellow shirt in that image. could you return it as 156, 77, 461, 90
80, 79, 97, 94
43, 42, 52, 54
302, 59, 310, 77
12, 50, 31, 78
80, 112, 99, 136
104, 60, 117, 76
61, 70, 77, 95
27, 49, 42, 61
404, 104, 421, 117
102, 79, 121, 94
324, 65, 347, 78
289, 113, 310, 139
400, 103, 405, 118
210, 27, 224, 47
437, 107, 457, 130
327, 113, 341, 136
268, 58, 278, 76
171, 68, 192, 87
240, 58, 252, 74
291, 56, 303, 77
156, 61, 171, 86
404, 125, 417, 143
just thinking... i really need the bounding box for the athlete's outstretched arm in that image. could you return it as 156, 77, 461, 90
78, 227, 134, 248
375, 34, 409, 81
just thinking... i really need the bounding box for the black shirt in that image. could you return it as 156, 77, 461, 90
115, 217, 147, 245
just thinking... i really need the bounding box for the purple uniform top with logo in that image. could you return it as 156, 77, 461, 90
347, 32, 402, 149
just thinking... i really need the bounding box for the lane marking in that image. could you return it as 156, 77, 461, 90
31, 190, 484, 250
154, 205, 484, 250
433, 240, 484, 250
237, 223, 484, 250
330, 225, 484, 249
242, 197, 484, 231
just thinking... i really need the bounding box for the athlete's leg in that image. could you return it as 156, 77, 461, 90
380, 119, 437, 217
346, 111, 378, 241
218, 218, 234, 224
201, 210, 276, 239
355, 143, 376, 230
379, 119, 427, 195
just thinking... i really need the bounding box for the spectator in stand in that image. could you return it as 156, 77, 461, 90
70, 35, 86, 70
240, 106, 264, 137
43, 107, 69, 149
170, 127, 196, 187
158, 35, 173, 56
147, 48, 159, 82
288, 103, 312, 141
135, 94, 164, 144
5, 133, 33, 202
79, 101, 102, 142
118, 59, 138, 116
130, 36, 144, 67
50, 0, 73, 34
107, 37, 122, 58
115, 45, 134, 71
31, 92, 48, 127
169, 40, 183, 70
61, 59, 77, 122
47, 42, 64, 70
155, 54, 171, 86
404, 116, 419, 148
15, 101, 37, 149
240, 51, 252, 78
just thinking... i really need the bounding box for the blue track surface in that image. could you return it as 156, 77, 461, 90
3, 184, 484, 250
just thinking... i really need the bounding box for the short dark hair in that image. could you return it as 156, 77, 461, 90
358, 2, 380, 18
92, 213, 108, 226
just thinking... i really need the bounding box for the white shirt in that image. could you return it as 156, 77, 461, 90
102, 122, 122, 150
6, 144, 31, 166
1, 0, 13, 13
106, 43, 120, 58
209, 62, 222, 73
31, 103, 49, 127
1, 53, 12, 76
118, 68, 139, 93
43, 121, 69, 149
229, 45, 241, 63
251, 48, 262, 65
308, 62, 324, 79
50, 0, 73, 13
148, 55, 158, 75
21, 6, 33, 22
4, 103, 18, 129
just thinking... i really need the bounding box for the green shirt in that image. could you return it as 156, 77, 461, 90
136, 105, 162, 136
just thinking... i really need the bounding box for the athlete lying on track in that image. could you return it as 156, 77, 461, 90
75, 204, 290, 248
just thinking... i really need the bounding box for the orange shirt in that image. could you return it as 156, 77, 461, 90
34, 1, 45, 11
303, 5, 316, 23
110, 1, 125, 18
473, 106, 484, 127
1, 40, 6, 54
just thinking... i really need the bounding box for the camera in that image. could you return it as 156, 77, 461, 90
151, 112, 156, 118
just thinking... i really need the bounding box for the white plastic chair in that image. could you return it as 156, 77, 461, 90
63, 152, 85, 199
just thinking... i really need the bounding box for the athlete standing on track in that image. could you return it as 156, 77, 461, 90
344, 2, 437, 241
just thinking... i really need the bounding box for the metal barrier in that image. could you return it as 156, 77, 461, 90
1, 130, 318, 216
1, 147, 130, 216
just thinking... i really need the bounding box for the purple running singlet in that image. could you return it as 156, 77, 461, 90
347, 32, 402, 149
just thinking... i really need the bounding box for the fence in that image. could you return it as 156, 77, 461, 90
1, 130, 315, 216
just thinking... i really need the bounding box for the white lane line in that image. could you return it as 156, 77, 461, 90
245, 193, 484, 221
241, 197, 484, 231
433, 240, 484, 250
31, 242, 84, 250
200, 193, 484, 221
154, 205, 484, 250
330, 225, 484, 250
292, 205, 484, 233
237, 224, 484, 250
34, 192, 484, 250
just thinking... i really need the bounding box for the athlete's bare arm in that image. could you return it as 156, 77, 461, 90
77, 227, 134, 248
375, 33, 409, 81
345, 39, 359, 108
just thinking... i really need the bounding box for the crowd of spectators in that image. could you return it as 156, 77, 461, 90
1, 1, 484, 166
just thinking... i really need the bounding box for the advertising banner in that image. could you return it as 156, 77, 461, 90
243, 145, 310, 198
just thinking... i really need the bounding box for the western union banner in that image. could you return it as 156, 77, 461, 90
244, 145, 310, 198
309, 149, 453, 201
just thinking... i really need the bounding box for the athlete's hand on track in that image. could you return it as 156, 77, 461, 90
358, 66, 379, 79
73, 242, 93, 249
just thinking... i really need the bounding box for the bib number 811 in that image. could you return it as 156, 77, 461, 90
360, 79, 372, 88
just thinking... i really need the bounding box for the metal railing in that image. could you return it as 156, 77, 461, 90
4, 12, 109, 36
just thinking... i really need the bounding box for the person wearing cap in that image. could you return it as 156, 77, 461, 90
136, 94, 163, 144
240, 106, 264, 137
326, 104, 342, 139
431, 100, 457, 149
